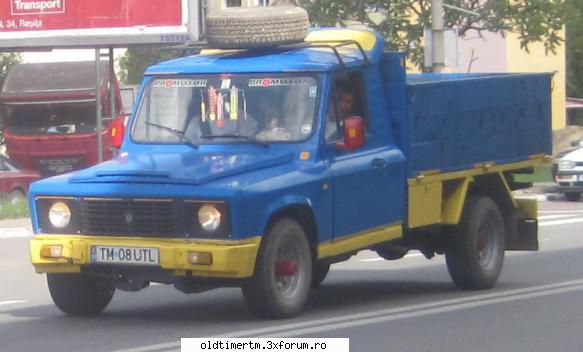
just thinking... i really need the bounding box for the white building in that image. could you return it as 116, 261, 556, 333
206, 0, 271, 14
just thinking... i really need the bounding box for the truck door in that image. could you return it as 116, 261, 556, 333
325, 72, 405, 240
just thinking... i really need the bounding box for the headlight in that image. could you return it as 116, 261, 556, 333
559, 160, 575, 170
198, 205, 221, 232
48, 202, 71, 228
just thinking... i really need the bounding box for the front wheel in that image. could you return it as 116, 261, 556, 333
445, 196, 505, 290
311, 262, 330, 288
47, 273, 115, 315
565, 192, 581, 202
242, 218, 312, 319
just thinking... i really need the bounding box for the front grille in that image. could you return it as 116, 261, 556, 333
80, 199, 182, 237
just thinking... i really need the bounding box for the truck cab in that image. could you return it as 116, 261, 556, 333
28, 28, 551, 319
0, 61, 123, 177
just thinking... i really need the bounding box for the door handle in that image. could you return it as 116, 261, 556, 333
371, 158, 387, 168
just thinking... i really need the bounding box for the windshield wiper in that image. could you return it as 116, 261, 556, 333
145, 122, 198, 149
202, 134, 268, 147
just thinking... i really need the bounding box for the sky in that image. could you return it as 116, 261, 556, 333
22, 48, 127, 67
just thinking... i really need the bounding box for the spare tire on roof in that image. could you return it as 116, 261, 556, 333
205, 7, 310, 49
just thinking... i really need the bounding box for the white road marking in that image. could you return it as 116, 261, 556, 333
538, 210, 583, 214
113, 279, 583, 352
360, 253, 424, 263
0, 300, 27, 307
539, 218, 583, 227
360, 258, 384, 262
255, 283, 583, 339
537, 214, 576, 220
0, 227, 31, 239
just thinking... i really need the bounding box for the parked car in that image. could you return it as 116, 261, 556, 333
554, 142, 583, 201
0, 155, 40, 203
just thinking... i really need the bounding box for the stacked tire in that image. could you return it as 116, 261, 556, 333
206, 7, 310, 49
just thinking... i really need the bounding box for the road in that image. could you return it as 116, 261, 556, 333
1, 199, 583, 352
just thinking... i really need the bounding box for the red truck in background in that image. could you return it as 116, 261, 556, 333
0, 61, 123, 177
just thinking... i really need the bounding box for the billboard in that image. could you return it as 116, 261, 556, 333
0, 0, 202, 48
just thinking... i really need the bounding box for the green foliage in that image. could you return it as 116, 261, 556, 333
0, 199, 29, 220
0, 52, 22, 90
566, 0, 583, 98
300, 0, 565, 68
118, 47, 160, 85
117, 1, 565, 76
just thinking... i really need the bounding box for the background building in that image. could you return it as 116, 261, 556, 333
453, 30, 566, 131
206, 0, 270, 14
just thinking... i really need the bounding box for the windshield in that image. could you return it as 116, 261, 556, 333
132, 75, 319, 145
1, 101, 97, 135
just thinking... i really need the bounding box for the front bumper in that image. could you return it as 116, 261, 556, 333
555, 172, 583, 192
30, 235, 261, 279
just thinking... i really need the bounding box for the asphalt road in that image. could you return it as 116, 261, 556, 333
1, 199, 583, 352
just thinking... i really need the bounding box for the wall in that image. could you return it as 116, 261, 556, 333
505, 31, 566, 130
206, 0, 264, 14
451, 30, 566, 130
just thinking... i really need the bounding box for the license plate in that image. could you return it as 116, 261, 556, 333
91, 246, 160, 266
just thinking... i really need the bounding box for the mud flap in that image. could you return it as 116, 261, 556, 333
506, 198, 539, 251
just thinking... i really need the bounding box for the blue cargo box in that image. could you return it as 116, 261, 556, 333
381, 52, 552, 178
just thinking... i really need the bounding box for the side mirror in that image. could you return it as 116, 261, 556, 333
571, 140, 578, 147
111, 118, 125, 149
336, 116, 365, 151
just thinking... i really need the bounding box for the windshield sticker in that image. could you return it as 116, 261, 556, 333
309, 86, 318, 98
301, 124, 312, 135
248, 78, 312, 87
230, 87, 239, 120
221, 79, 232, 89
154, 79, 207, 89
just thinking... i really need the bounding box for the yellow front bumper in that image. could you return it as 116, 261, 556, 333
30, 235, 261, 279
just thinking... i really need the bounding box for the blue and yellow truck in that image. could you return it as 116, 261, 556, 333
28, 28, 552, 319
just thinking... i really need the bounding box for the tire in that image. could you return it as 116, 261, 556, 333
242, 218, 312, 319
311, 262, 330, 288
8, 189, 25, 204
47, 273, 115, 315
565, 192, 581, 202
445, 196, 505, 290
206, 7, 310, 49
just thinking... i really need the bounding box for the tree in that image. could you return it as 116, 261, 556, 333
0, 53, 22, 90
118, 47, 160, 85
118, 46, 200, 85
566, 0, 583, 98
118, 0, 565, 78
299, 0, 565, 68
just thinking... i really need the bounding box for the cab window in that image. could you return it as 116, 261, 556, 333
324, 72, 368, 142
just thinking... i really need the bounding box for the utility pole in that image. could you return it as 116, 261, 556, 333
431, 0, 446, 73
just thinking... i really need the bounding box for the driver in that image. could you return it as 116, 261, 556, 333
256, 109, 291, 141
325, 81, 355, 140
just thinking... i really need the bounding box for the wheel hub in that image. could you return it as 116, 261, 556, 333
275, 259, 298, 278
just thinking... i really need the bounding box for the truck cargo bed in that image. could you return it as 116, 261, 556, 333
402, 72, 553, 177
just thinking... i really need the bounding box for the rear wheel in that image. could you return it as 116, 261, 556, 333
242, 218, 312, 319
565, 192, 581, 202
47, 273, 115, 315
445, 196, 505, 290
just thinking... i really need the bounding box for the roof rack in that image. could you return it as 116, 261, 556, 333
278, 39, 371, 68
154, 39, 372, 68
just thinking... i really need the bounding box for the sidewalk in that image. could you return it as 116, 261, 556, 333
0, 217, 32, 229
